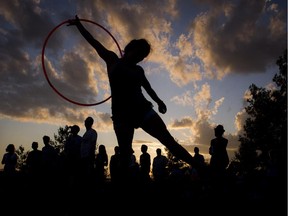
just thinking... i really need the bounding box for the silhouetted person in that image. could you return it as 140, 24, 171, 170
191, 146, 206, 195
62, 125, 82, 216
209, 125, 229, 190
80, 116, 97, 182
25, 141, 44, 214
41, 134, 60, 205
109, 146, 121, 184
1, 144, 19, 215
193, 146, 206, 178
64, 125, 82, 184
152, 148, 169, 183
26, 141, 43, 179
42, 135, 58, 177
1, 144, 18, 177
139, 144, 151, 183
95, 144, 108, 184
128, 149, 140, 182
68, 15, 194, 181
194, 147, 205, 166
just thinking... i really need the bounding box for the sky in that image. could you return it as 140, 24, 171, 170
0, 0, 287, 170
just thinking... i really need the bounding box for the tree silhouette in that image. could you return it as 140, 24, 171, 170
15, 145, 28, 172
53, 125, 70, 154
232, 49, 287, 178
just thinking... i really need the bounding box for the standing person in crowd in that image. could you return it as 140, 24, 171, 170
1, 144, 18, 177
193, 146, 206, 177
25, 141, 43, 211
68, 15, 194, 181
139, 144, 151, 183
1, 144, 18, 214
128, 149, 140, 182
81, 116, 98, 181
109, 146, 121, 184
41, 135, 59, 202
209, 125, 229, 189
78, 116, 98, 214
26, 141, 43, 179
64, 125, 82, 184
42, 135, 58, 177
95, 144, 108, 184
152, 148, 169, 183
190, 146, 207, 193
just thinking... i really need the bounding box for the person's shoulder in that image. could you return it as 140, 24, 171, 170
211, 137, 217, 142
76, 135, 83, 140
86, 128, 97, 135
107, 51, 119, 62
135, 65, 145, 73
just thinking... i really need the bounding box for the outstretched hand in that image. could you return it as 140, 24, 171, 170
158, 100, 167, 114
67, 15, 80, 26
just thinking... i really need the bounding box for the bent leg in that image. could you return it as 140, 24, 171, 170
141, 110, 194, 166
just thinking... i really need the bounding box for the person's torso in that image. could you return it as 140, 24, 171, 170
108, 59, 153, 124
81, 129, 97, 158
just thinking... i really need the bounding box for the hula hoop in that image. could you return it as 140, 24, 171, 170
42, 19, 123, 106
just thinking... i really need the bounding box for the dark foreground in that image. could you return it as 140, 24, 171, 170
1, 171, 286, 216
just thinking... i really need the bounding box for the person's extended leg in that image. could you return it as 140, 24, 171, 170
141, 109, 194, 166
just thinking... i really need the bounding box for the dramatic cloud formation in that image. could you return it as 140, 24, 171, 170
0, 0, 286, 163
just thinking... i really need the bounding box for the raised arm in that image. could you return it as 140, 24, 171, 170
68, 15, 117, 64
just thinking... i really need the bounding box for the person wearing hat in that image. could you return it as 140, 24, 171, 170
209, 124, 229, 187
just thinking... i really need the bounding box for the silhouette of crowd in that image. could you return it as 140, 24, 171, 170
0, 121, 284, 215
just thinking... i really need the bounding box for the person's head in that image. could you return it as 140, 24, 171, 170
123, 39, 150, 63
141, 144, 148, 153
6, 144, 15, 153
194, 147, 199, 154
214, 124, 225, 137
98, 144, 106, 154
156, 148, 162, 156
32, 142, 38, 150
70, 125, 80, 135
43, 135, 50, 145
114, 146, 120, 154
85, 116, 94, 129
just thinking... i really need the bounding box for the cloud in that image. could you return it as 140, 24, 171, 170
171, 90, 194, 106
168, 81, 240, 158
190, 0, 287, 78
0, 0, 285, 141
